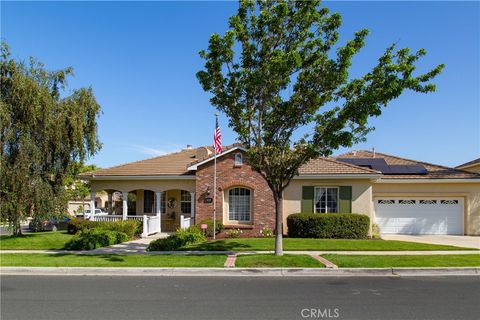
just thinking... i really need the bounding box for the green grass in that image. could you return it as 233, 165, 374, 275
235, 254, 324, 268
182, 238, 472, 251
0, 253, 226, 267
323, 254, 480, 268
0, 232, 74, 250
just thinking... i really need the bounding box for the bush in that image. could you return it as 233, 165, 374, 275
65, 228, 129, 250
198, 219, 224, 237
371, 223, 381, 239
67, 219, 141, 238
259, 227, 274, 238
287, 213, 370, 239
226, 228, 242, 238
147, 226, 206, 251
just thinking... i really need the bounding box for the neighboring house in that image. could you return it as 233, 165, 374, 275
67, 192, 117, 216
80, 145, 480, 236
456, 158, 480, 174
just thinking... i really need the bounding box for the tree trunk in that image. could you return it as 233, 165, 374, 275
274, 194, 283, 256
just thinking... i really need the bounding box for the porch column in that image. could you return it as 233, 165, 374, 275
90, 192, 96, 220
122, 192, 128, 220
190, 192, 195, 219
155, 192, 162, 233
107, 192, 113, 214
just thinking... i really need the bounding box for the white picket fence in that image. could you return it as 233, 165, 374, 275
92, 215, 160, 237
180, 215, 191, 230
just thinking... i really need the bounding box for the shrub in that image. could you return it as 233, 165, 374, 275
226, 228, 242, 238
287, 213, 370, 239
147, 226, 206, 251
371, 223, 381, 239
198, 219, 224, 237
259, 227, 274, 238
65, 228, 129, 250
67, 219, 141, 238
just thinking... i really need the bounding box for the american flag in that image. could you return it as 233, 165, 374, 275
213, 117, 222, 154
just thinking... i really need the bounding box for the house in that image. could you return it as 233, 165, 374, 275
80, 145, 480, 236
456, 158, 480, 174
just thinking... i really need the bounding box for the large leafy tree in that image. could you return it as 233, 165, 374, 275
0, 43, 102, 236
197, 0, 444, 255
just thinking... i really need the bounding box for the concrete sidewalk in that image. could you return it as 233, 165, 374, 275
2, 249, 479, 255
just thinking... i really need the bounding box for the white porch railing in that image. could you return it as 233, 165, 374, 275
92, 215, 160, 237
180, 215, 191, 230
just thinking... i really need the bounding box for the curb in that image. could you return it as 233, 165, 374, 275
1, 267, 478, 277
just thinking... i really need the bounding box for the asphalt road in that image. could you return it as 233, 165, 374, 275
1, 275, 479, 320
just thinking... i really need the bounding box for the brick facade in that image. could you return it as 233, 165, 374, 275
195, 151, 275, 237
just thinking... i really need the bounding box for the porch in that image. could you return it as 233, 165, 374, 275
88, 179, 196, 237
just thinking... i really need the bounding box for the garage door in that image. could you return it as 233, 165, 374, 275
374, 198, 464, 235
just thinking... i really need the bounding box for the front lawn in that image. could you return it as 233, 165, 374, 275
0, 232, 73, 250
0, 253, 226, 267
323, 254, 480, 268
235, 254, 324, 268
182, 238, 473, 251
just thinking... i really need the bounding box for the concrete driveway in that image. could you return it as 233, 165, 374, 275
382, 234, 480, 249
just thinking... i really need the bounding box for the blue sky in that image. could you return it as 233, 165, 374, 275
2, 1, 479, 168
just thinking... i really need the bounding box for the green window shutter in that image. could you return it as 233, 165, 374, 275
301, 186, 314, 213
338, 186, 352, 213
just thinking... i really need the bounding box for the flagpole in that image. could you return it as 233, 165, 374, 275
213, 114, 218, 240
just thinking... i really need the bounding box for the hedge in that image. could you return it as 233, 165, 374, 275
147, 226, 206, 251
287, 213, 370, 239
64, 228, 129, 250
67, 219, 141, 238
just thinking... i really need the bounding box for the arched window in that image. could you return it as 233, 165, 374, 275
234, 153, 243, 166
227, 187, 251, 222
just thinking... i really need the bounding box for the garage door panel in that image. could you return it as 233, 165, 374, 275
374, 198, 463, 235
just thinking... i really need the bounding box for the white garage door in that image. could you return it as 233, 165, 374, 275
374, 198, 464, 235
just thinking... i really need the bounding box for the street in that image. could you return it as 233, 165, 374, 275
1, 275, 479, 320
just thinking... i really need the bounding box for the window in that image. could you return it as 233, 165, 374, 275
419, 200, 437, 204
161, 191, 166, 213
399, 200, 416, 204
227, 187, 251, 222
378, 199, 395, 204
180, 190, 192, 214
315, 187, 338, 213
234, 153, 243, 166
144, 190, 154, 213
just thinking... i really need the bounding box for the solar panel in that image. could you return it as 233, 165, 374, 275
336, 158, 428, 175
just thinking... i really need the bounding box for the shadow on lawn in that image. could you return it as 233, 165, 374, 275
46, 253, 126, 263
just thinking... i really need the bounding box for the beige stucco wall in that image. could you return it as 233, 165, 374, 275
283, 179, 374, 228
90, 179, 196, 194
372, 182, 480, 235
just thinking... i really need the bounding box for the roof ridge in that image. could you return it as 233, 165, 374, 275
188, 143, 244, 166
84, 147, 198, 176
456, 158, 480, 169
321, 157, 381, 174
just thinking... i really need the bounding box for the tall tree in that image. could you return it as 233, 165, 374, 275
197, 0, 444, 255
0, 42, 102, 236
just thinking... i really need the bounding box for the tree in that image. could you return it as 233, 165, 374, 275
197, 0, 444, 255
64, 162, 101, 212
0, 42, 102, 236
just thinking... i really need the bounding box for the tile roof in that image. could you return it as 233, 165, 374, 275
298, 157, 380, 175
80, 148, 198, 177
81, 146, 480, 181
456, 158, 480, 169
336, 150, 480, 179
